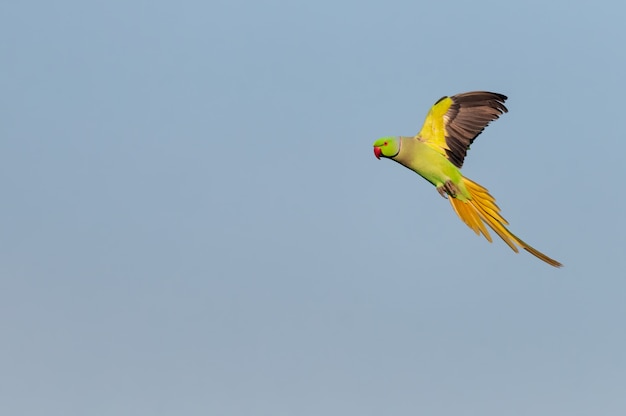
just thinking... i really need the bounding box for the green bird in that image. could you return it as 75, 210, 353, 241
373, 91, 562, 267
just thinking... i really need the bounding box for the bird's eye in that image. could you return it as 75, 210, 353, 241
383, 141, 388, 146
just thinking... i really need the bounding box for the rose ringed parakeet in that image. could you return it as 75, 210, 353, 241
373, 91, 562, 267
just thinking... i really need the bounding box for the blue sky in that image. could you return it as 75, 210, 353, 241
2, 1, 626, 415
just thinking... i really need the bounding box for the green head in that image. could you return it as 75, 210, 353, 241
373, 136, 400, 160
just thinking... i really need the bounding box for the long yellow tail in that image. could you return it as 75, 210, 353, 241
448, 177, 562, 267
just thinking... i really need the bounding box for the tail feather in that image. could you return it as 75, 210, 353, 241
471, 196, 508, 226
448, 177, 562, 267
450, 195, 492, 241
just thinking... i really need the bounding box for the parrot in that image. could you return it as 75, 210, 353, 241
372, 91, 562, 267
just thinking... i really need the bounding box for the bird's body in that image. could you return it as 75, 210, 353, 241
391, 136, 466, 198
373, 91, 562, 267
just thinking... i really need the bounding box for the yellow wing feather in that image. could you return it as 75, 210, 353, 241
415, 96, 454, 158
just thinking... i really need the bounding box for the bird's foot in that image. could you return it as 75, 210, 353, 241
437, 180, 459, 199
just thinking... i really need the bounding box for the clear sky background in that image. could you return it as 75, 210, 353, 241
2, 1, 625, 415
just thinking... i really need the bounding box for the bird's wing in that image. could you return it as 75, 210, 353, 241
415, 91, 508, 168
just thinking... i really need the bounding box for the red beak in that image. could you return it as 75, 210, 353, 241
373, 146, 382, 159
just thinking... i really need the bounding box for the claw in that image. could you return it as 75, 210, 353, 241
437, 180, 459, 199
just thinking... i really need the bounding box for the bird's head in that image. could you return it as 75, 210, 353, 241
373, 136, 400, 160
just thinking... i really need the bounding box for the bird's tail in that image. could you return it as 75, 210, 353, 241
448, 177, 562, 267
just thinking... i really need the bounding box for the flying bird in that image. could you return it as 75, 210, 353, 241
373, 91, 562, 267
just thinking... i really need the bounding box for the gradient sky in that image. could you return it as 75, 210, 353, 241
2, 1, 626, 415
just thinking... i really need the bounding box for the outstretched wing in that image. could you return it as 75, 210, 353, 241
415, 91, 508, 168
